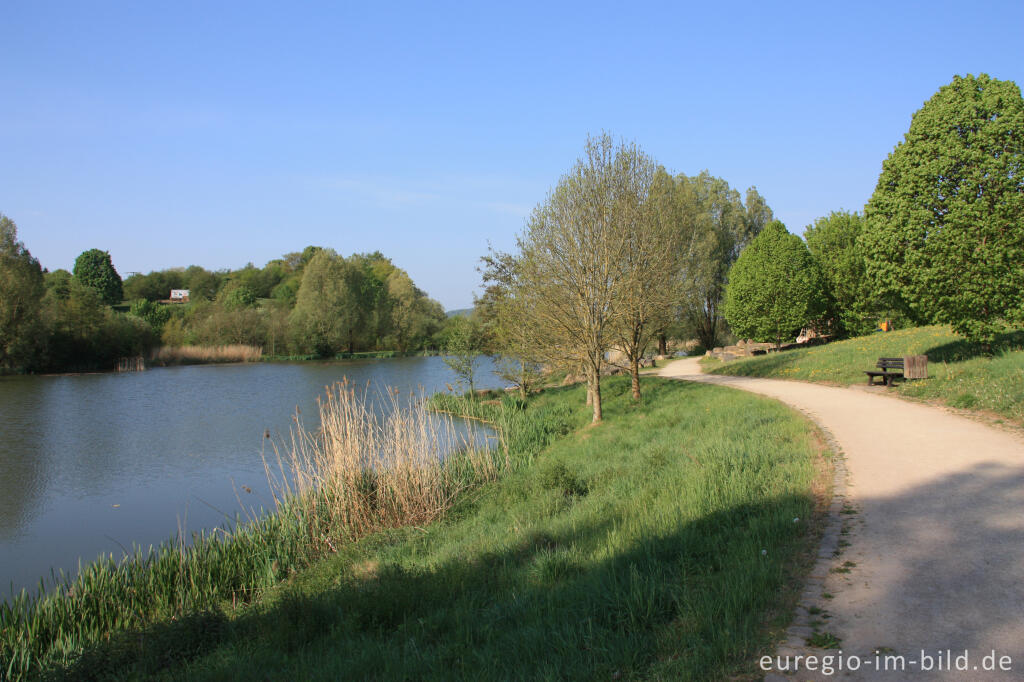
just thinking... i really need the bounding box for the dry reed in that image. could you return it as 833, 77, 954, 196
150, 345, 263, 365
265, 378, 500, 553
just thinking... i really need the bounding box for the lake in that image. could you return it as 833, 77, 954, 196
0, 356, 503, 599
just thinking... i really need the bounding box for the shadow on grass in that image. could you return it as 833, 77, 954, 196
923, 329, 1024, 363
48, 495, 814, 681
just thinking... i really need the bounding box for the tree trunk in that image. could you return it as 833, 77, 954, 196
591, 368, 603, 422
630, 354, 641, 400
658, 333, 667, 356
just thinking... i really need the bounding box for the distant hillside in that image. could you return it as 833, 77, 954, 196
446, 308, 473, 318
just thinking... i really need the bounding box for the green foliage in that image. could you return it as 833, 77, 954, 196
218, 282, 258, 310
386, 268, 445, 352
441, 314, 485, 395
129, 299, 172, 332
1, 225, 445, 369
862, 73, 1024, 345
73, 248, 123, 305
0, 214, 45, 370
804, 211, 877, 337
723, 221, 826, 346
288, 250, 364, 356
232, 262, 286, 299
270, 275, 301, 306
43, 281, 158, 370
539, 461, 589, 497
124, 269, 186, 302
651, 170, 773, 350
187, 303, 267, 347
299, 245, 323, 266
184, 266, 222, 301
43, 269, 72, 302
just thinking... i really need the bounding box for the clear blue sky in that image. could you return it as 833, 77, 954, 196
3, 1, 1022, 309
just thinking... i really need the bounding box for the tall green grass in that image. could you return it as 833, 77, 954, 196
428, 389, 579, 463
704, 325, 1024, 424
1, 510, 311, 680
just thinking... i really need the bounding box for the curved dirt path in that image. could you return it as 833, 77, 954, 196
660, 357, 1024, 681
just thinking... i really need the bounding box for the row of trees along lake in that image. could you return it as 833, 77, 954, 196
2, 74, 1020, 393
0, 235, 455, 373
473, 74, 1023, 423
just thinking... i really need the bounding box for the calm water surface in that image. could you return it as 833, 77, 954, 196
0, 356, 502, 598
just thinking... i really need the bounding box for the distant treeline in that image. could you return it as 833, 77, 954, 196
0, 224, 452, 373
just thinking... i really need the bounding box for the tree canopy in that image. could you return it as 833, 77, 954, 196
652, 171, 772, 350
0, 214, 45, 369
489, 134, 674, 421
73, 249, 123, 305
513, 135, 633, 422
0, 210, 449, 371
804, 211, 876, 337
289, 250, 364, 356
723, 221, 826, 348
861, 73, 1024, 344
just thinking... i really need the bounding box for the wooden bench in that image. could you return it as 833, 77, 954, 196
864, 357, 904, 386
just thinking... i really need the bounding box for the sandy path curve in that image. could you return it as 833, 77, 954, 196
660, 357, 1024, 681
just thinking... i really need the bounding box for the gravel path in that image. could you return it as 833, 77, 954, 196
660, 357, 1024, 681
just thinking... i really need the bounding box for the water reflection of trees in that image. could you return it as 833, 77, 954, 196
0, 377, 47, 538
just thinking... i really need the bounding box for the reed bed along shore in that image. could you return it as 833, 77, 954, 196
149, 344, 264, 365
265, 378, 503, 555
0, 380, 497, 681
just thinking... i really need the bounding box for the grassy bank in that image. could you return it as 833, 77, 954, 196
703, 325, 1024, 425
40, 376, 826, 681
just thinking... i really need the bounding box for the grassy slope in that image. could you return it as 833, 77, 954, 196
703, 325, 1024, 425
121, 377, 826, 681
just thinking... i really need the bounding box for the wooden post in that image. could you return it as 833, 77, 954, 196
904, 355, 928, 379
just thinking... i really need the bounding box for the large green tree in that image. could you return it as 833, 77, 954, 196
653, 171, 772, 351
387, 269, 444, 352
288, 250, 363, 356
861, 73, 1024, 344
0, 214, 46, 370
723, 221, 826, 348
804, 211, 876, 337
502, 134, 655, 422
73, 249, 123, 305
611, 154, 678, 400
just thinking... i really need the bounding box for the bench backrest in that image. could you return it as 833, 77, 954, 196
876, 357, 904, 370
